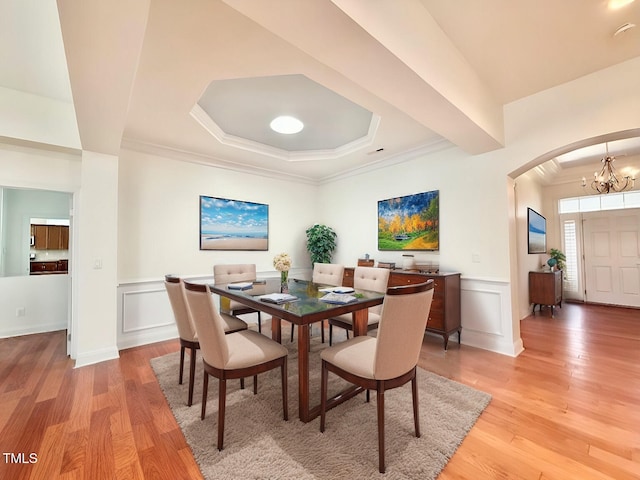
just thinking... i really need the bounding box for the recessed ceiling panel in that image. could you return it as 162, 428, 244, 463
197, 74, 374, 151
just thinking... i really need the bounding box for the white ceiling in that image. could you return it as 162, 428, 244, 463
2, 0, 640, 184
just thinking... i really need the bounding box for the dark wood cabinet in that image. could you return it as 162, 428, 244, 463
30, 260, 68, 275
343, 267, 462, 350
529, 271, 562, 316
31, 225, 69, 250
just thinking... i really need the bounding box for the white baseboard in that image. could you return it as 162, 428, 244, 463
73, 346, 120, 368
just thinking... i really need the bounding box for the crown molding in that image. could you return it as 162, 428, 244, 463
120, 138, 318, 185
189, 104, 380, 162
121, 136, 454, 186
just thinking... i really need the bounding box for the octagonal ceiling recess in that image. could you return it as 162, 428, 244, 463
190, 74, 380, 162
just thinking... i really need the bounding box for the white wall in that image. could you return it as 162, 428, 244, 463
0, 87, 80, 150
115, 149, 320, 348
73, 151, 120, 367
0, 142, 80, 338
513, 172, 546, 320
117, 149, 320, 280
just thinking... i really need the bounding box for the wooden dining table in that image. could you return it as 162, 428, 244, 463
211, 277, 385, 423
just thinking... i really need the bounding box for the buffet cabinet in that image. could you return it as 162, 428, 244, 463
529, 270, 562, 316
343, 268, 462, 350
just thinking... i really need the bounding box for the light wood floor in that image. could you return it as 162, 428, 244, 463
0, 302, 638, 479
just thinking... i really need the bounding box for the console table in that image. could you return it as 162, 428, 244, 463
529, 270, 562, 316
343, 268, 462, 350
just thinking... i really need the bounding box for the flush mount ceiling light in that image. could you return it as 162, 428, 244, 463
581, 143, 636, 194
608, 0, 635, 9
269, 115, 304, 134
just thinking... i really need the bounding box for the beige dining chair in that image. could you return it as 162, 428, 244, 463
213, 264, 263, 333
290, 262, 345, 342
320, 280, 434, 473
328, 266, 390, 345
183, 280, 289, 451
164, 275, 248, 406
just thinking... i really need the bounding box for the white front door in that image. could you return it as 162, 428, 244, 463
583, 209, 640, 307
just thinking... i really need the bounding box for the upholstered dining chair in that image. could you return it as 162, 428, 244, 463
164, 275, 248, 407
290, 262, 345, 342
319, 280, 434, 473
213, 264, 263, 333
183, 280, 289, 451
328, 266, 390, 345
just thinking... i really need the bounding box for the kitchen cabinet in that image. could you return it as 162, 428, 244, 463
31, 225, 69, 250
30, 260, 68, 275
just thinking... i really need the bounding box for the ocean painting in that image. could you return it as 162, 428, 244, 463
527, 208, 546, 254
200, 196, 269, 250
378, 190, 439, 251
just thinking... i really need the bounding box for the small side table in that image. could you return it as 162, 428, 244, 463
529, 270, 563, 316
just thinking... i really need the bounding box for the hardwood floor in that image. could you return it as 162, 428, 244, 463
0, 302, 638, 479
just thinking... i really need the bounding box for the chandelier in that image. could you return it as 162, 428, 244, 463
581, 144, 635, 194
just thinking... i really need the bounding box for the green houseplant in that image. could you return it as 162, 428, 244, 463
547, 248, 566, 271
305, 224, 337, 265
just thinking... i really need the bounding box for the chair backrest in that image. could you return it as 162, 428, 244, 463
183, 281, 229, 369
353, 267, 390, 315
312, 263, 344, 287
164, 275, 197, 342
373, 280, 434, 380
213, 264, 257, 284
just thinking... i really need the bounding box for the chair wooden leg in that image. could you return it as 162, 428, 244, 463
377, 383, 386, 474
257, 312, 262, 334
217, 378, 227, 450
412, 371, 420, 438
320, 361, 328, 432
240, 377, 245, 389
201, 371, 209, 420
290, 324, 295, 342
253, 375, 258, 395
329, 324, 333, 346
188, 347, 197, 406
281, 360, 288, 421
179, 345, 185, 385
320, 320, 325, 343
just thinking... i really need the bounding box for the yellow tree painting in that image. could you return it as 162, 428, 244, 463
377, 191, 439, 251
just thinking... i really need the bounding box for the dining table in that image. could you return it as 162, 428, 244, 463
211, 277, 386, 423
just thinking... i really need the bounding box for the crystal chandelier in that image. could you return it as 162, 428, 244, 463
581, 144, 635, 194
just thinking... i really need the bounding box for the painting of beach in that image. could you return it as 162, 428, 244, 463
200, 196, 268, 250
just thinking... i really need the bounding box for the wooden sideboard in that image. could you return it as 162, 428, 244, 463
343, 267, 462, 350
529, 270, 562, 316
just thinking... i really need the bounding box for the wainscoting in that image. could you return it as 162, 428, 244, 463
460, 277, 523, 357
117, 274, 523, 357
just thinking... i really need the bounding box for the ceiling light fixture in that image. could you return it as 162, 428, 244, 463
269, 115, 304, 134
608, 0, 635, 9
581, 143, 635, 194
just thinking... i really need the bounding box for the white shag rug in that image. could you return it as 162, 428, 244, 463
151, 333, 490, 479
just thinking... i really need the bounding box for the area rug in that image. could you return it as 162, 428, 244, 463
151, 334, 491, 479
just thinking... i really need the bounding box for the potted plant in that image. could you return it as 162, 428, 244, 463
547, 248, 566, 271
305, 224, 337, 265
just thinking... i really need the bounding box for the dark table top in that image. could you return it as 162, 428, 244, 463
211, 277, 385, 326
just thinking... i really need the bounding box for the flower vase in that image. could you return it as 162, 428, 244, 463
280, 270, 289, 293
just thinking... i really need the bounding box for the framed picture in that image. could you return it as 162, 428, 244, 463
378, 190, 439, 251
527, 207, 546, 254
200, 196, 269, 251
